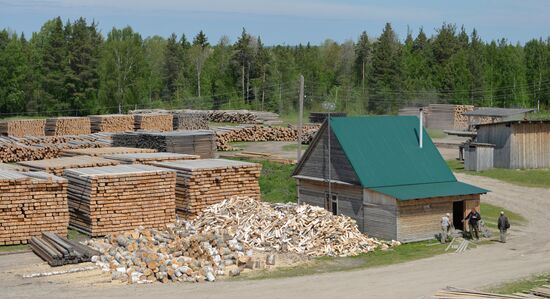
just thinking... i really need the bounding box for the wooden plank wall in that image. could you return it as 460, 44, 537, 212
476, 123, 512, 168
363, 189, 398, 240
464, 145, 494, 171
510, 123, 550, 169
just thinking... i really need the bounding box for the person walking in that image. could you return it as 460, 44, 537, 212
440, 213, 452, 243
498, 211, 510, 243
464, 208, 481, 240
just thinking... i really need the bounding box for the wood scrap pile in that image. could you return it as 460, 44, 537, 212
172, 111, 209, 130
89, 114, 134, 133
434, 286, 550, 298
61, 146, 156, 157
215, 125, 320, 151
453, 105, 475, 130
0, 119, 46, 137
193, 197, 400, 257
29, 232, 100, 266
151, 159, 261, 217
17, 155, 120, 176
0, 171, 68, 245
46, 117, 91, 136
104, 152, 199, 165
134, 114, 173, 131
65, 165, 176, 237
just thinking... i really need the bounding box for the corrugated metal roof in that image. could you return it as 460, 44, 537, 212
371, 181, 488, 201
463, 108, 534, 117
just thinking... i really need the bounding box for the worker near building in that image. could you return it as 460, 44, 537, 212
497, 211, 510, 243
464, 208, 481, 240
440, 213, 451, 243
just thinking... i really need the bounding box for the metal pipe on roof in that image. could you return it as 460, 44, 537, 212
419, 108, 423, 149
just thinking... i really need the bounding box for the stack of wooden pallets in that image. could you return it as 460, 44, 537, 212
61, 146, 156, 157
134, 114, 173, 131
46, 117, 91, 136
89, 114, 134, 133
104, 152, 199, 165
151, 159, 261, 217
0, 119, 46, 137
17, 156, 120, 176
64, 165, 176, 237
0, 171, 69, 245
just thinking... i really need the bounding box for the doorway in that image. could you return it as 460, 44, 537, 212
453, 201, 464, 231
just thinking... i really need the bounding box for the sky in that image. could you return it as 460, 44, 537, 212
1, 0, 550, 45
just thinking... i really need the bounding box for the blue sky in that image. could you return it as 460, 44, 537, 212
1, 0, 550, 45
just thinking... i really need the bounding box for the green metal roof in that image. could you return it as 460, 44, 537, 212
370, 181, 488, 201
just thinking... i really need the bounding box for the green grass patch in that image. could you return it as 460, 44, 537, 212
486, 273, 550, 294
0, 244, 29, 253
282, 143, 308, 152
526, 110, 550, 121
427, 128, 447, 139
481, 203, 527, 230
280, 111, 311, 126
447, 159, 550, 188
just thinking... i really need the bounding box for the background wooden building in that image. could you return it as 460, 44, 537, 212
464, 108, 534, 129
293, 116, 488, 242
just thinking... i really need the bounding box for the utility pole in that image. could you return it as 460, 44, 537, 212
297, 75, 304, 162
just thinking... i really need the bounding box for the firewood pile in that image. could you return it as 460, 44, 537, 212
453, 105, 474, 130
172, 111, 209, 130
17, 156, 120, 176
434, 286, 550, 298
134, 114, 173, 131
151, 159, 261, 217
29, 232, 100, 267
215, 125, 320, 151
46, 117, 91, 136
89, 114, 135, 133
65, 165, 176, 237
112, 131, 216, 158
104, 152, 199, 165
0, 171, 69, 245
0, 119, 46, 137
61, 146, 156, 157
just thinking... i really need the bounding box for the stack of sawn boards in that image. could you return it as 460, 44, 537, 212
29, 232, 100, 266
134, 113, 173, 131
17, 156, 120, 176
89, 114, 134, 133
0, 119, 46, 137
64, 164, 176, 237
61, 146, 156, 157
151, 159, 261, 217
46, 117, 91, 136
172, 111, 209, 130
0, 170, 68, 245
104, 152, 199, 165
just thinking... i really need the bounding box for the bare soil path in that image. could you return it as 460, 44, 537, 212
2, 173, 550, 299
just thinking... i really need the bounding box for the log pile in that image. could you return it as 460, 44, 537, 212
46, 117, 91, 136
0, 171, 69, 245
89, 114, 135, 133
112, 131, 216, 158
104, 152, 199, 165
134, 114, 173, 131
131, 109, 282, 125
434, 286, 550, 298
453, 105, 475, 130
29, 232, 100, 267
17, 155, 120, 176
215, 125, 320, 151
61, 146, 156, 157
172, 111, 209, 130
65, 165, 176, 237
0, 119, 46, 137
151, 159, 261, 217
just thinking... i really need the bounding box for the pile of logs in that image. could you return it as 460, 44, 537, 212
0, 171, 68, 245
0, 119, 46, 137
131, 109, 282, 125
104, 152, 199, 165
29, 232, 100, 267
17, 155, 120, 176
434, 286, 550, 298
61, 146, 156, 157
172, 111, 209, 130
112, 131, 216, 158
65, 165, 176, 237
89, 114, 135, 133
194, 197, 400, 257
215, 125, 320, 151
134, 114, 173, 131
46, 117, 91, 136
151, 159, 261, 217
453, 105, 475, 130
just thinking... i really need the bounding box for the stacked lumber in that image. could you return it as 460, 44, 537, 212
134, 114, 173, 131
215, 125, 320, 151
0, 119, 46, 137
89, 114, 134, 133
0, 162, 29, 172
308, 112, 347, 123
46, 117, 91, 136
0, 171, 68, 245
29, 232, 100, 267
453, 105, 474, 130
194, 197, 400, 256
434, 286, 550, 298
17, 156, 120, 176
104, 152, 199, 165
131, 109, 282, 125
151, 159, 261, 217
65, 165, 176, 237
172, 111, 209, 130
112, 131, 216, 158
61, 146, 156, 157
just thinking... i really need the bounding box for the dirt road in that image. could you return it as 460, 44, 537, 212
2, 173, 550, 299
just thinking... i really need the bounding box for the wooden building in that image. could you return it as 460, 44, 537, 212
464, 108, 534, 129
475, 120, 550, 169
463, 143, 494, 171
293, 116, 488, 242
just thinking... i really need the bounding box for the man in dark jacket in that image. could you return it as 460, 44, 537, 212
498, 211, 510, 243
464, 208, 481, 240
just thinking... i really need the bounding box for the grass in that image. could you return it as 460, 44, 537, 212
427, 128, 447, 139
279, 111, 311, 126
0, 229, 88, 253
480, 202, 527, 230
526, 110, 550, 121
486, 273, 550, 294
282, 143, 308, 151
447, 159, 550, 188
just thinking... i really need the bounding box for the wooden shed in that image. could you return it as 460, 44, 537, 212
293, 116, 488, 242
464, 108, 534, 129
475, 120, 550, 169
464, 143, 494, 171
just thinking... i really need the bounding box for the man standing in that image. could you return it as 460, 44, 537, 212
464, 208, 481, 240
440, 213, 451, 243
498, 211, 510, 243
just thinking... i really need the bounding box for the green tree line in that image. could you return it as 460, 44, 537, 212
1, 18, 549, 116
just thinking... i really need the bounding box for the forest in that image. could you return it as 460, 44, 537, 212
1, 17, 549, 117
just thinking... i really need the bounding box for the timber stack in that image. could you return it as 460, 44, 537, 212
46, 117, 91, 136
151, 159, 261, 217
89, 114, 134, 133
0, 137, 60, 163
215, 125, 320, 151
61, 146, 156, 157
104, 152, 199, 165
453, 104, 474, 130
130, 109, 282, 125
134, 114, 173, 131
172, 111, 209, 130
17, 155, 120, 176
0, 119, 46, 137
29, 232, 100, 267
65, 165, 176, 237
0, 171, 68, 245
